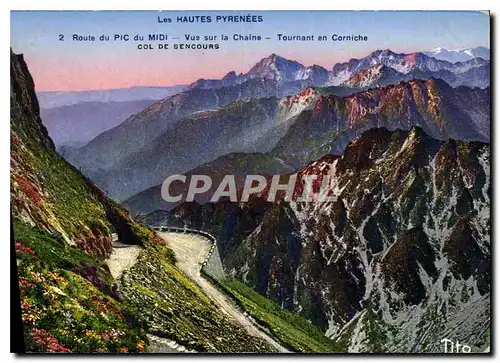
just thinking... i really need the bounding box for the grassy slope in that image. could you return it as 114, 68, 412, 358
14, 220, 146, 352
120, 244, 273, 352
207, 276, 346, 353
11, 51, 272, 353
14, 220, 274, 353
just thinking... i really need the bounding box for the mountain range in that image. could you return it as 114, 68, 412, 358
63, 82, 354, 200
99, 77, 490, 206
62, 49, 490, 202
65, 50, 489, 200
51, 49, 488, 150
38, 86, 189, 147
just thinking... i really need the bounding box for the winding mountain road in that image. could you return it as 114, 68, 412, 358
158, 231, 290, 353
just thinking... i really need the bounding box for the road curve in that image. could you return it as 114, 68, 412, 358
158, 231, 290, 353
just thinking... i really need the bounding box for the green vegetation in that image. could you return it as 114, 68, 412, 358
14, 221, 108, 276
11, 101, 113, 252
209, 276, 345, 353
14, 219, 146, 353
14, 219, 273, 353
11, 53, 272, 353
11, 124, 165, 256
117, 242, 273, 353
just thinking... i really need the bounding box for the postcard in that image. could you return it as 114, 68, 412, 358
10, 10, 490, 354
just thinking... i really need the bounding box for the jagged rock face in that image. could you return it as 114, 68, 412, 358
273, 79, 490, 168
222, 127, 490, 352
69, 55, 332, 180
166, 127, 490, 352
11, 52, 55, 152
37, 85, 188, 108
66, 77, 282, 175
246, 54, 329, 85
189, 54, 330, 91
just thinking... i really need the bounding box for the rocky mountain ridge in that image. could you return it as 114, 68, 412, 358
274, 78, 490, 167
